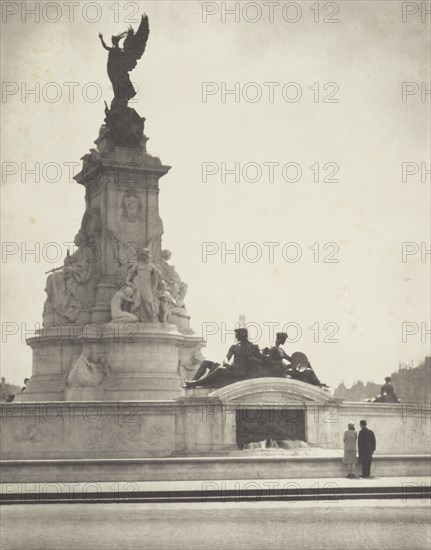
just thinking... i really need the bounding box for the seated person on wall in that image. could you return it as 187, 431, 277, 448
367, 376, 400, 403
183, 328, 264, 388
380, 376, 399, 402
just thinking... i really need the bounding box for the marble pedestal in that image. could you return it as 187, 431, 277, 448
21, 323, 202, 402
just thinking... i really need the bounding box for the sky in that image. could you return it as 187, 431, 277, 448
1, 0, 430, 389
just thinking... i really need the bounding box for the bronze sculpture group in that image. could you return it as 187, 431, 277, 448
184, 329, 329, 390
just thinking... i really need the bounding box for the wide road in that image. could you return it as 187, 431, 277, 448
1, 500, 430, 550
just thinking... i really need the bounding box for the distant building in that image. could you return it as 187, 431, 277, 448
334, 380, 380, 401
334, 357, 431, 403
391, 357, 431, 404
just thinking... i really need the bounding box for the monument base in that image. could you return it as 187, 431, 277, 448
22, 323, 203, 402
2, 379, 430, 482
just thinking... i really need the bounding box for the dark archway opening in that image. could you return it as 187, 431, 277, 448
236, 408, 306, 449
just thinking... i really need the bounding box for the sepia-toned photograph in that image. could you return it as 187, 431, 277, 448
1, 1, 430, 549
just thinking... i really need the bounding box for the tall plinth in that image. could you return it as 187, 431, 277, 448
21, 119, 203, 402
74, 137, 170, 325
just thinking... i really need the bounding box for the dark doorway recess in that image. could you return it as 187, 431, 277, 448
236, 408, 306, 448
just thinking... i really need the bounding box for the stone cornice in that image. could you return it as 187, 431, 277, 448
210, 377, 337, 404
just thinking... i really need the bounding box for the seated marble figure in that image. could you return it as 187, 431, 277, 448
110, 286, 139, 322
184, 330, 328, 390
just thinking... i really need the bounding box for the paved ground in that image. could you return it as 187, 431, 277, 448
1, 500, 430, 550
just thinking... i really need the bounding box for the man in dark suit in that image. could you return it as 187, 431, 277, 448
358, 419, 376, 478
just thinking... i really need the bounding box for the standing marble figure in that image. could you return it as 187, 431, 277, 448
126, 248, 160, 322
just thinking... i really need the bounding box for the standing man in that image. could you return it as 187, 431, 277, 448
358, 419, 376, 478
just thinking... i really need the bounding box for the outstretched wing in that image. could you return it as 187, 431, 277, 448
123, 15, 150, 71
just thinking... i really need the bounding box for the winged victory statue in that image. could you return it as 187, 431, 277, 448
99, 14, 150, 109
98, 15, 150, 147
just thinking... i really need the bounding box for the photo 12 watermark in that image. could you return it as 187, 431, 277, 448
202, 81, 340, 103
401, 322, 430, 343
401, 162, 430, 183
1, 82, 140, 105
201, 319, 341, 344
401, 2, 431, 22
1, 481, 141, 504
201, 479, 341, 503
1, 1, 142, 24
401, 82, 430, 103
201, 241, 340, 264
401, 242, 430, 263
202, 161, 340, 184
201, 2, 340, 24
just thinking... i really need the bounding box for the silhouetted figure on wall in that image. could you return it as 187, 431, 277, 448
367, 376, 400, 403
380, 377, 399, 403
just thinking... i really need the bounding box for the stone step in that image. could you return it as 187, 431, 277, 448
1, 455, 429, 484
1, 476, 429, 504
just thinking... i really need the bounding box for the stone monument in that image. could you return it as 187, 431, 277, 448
1, 15, 429, 485
21, 14, 201, 402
